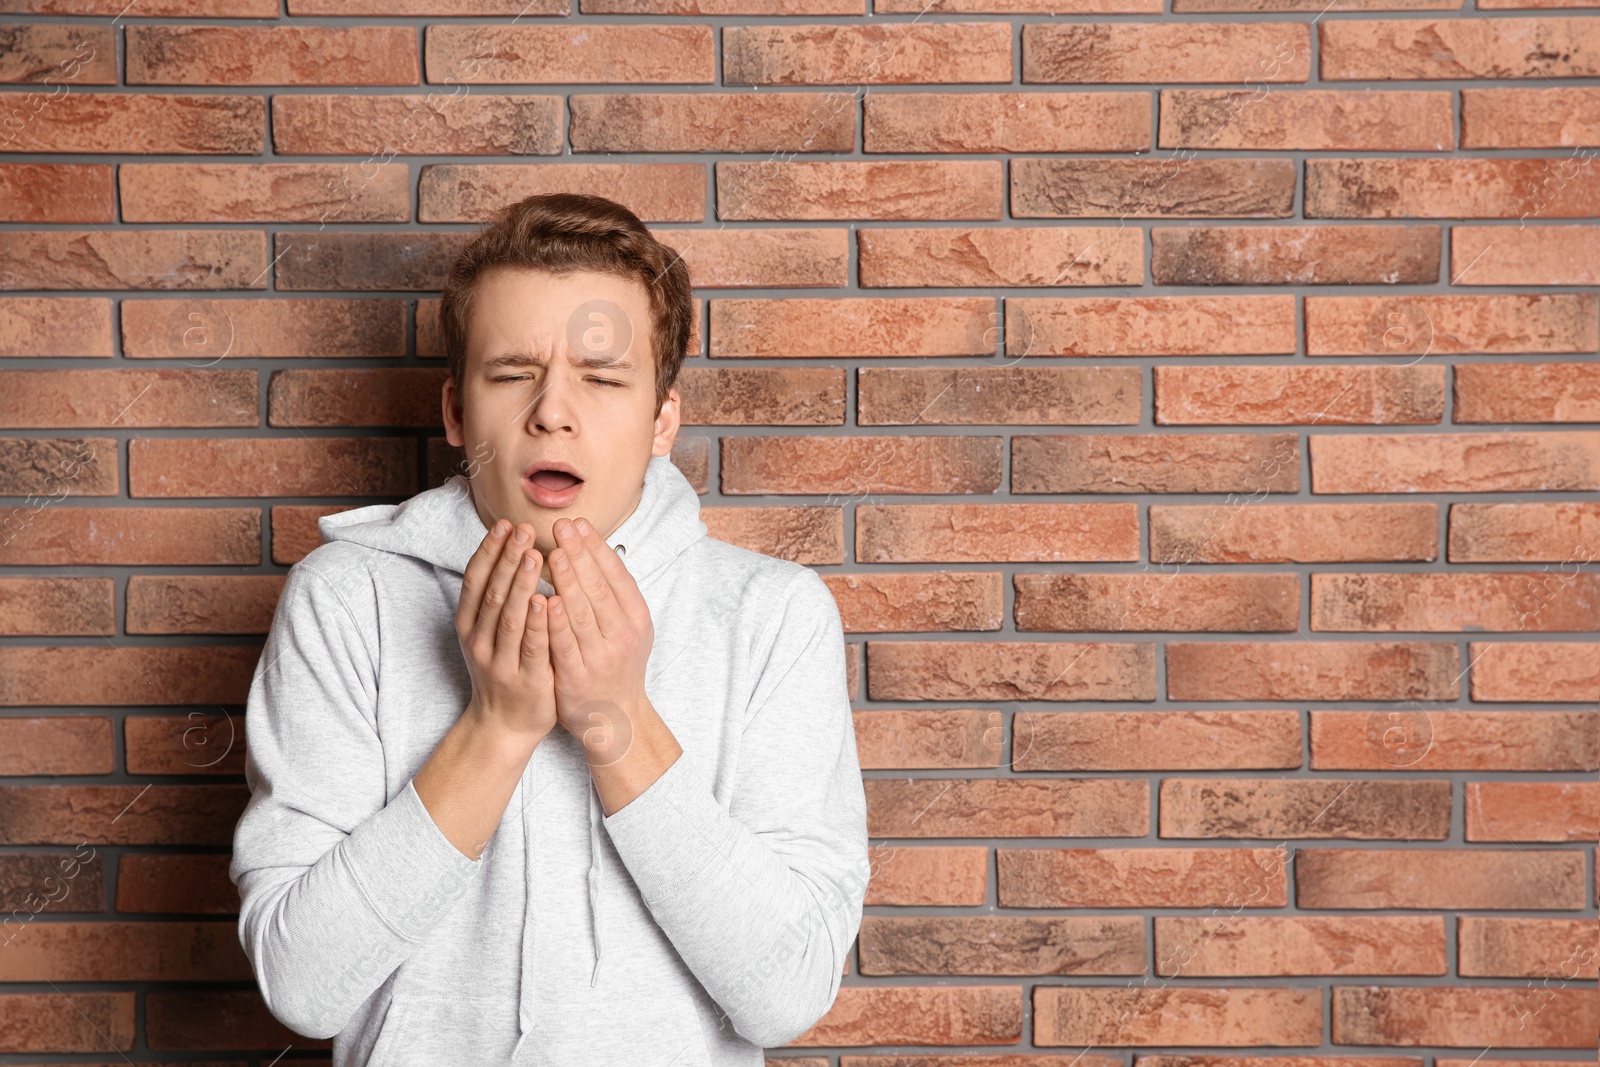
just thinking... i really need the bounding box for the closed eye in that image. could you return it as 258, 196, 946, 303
491, 375, 624, 388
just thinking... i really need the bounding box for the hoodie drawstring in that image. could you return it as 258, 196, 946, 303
587, 783, 604, 987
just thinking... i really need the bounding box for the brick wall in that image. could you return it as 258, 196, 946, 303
1, 0, 1598, 1061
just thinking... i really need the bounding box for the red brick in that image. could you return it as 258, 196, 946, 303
1315, 571, 1600, 632
1307, 158, 1600, 219
1331, 985, 1595, 1047
1295, 848, 1585, 909
0, 231, 268, 290
1448, 501, 1600, 562
1464, 781, 1598, 843
1454, 360, 1600, 422
718, 159, 1005, 221
1160, 778, 1451, 839
1159, 89, 1453, 150
0, 921, 249, 981
0, 785, 246, 844
1013, 709, 1302, 771
1167, 640, 1460, 701
1450, 225, 1600, 286
572, 92, 853, 152
852, 707, 1003, 770
865, 91, 1148, 152
724, 23, 1012, 85
680, 367, 846, 426
1321, 17, 1600, 80
1024, 23, 1310, 83
0, 299, 112, 356
125, 713, 246, 776
0, 647, 257, 707
1310, 710, 1600, 771
0, 369, 258, 428
0, 507, 260, 567
1012, 158, 1296, 218
0, 577, 114, 637
859, 226, 1143, 288
860, 844, 986, 907
867, 776, 1148, 838
0, 716, 113, 775
127, 25, 419, 85
795, 986, 1021, 1046
0, 992, 134, 1052
1305, 293, 1599, 355
700, 505, 843, 564
272, 92, 564, 155
1152, 503, 1439, 564
868, 640, 1156, 701
122, 297, 406, 358
1310, 432, 1600, 492
0, 93, 264, 154
711, 296, 992, 357
862, 915, 1145, 976
1151, 224, 1440, 285
120, 162, 409, 223
1461, 87, 1600, 147
1155, 364, 1444, 425
860, 367, 1142, 426
115, 854, 238, 914
1153, 915, 1446, 976
857, 502, 1141, 563
999, 846, 1290, 908
1035, 986, 1320, 1046
0, 164, 114, 223
1015, 572, 1299, 632
651, 228, 848, 288
0, 23, 114, 85
128, 436, 416, 497
721, 435, 1002, 495
425, 24, 714, 84
419, 163, 706, 223
1012, 433, 1300, 495
1472, 639, 1600, 703
1458, 916, 1597, 978
1015, 295, 1297, 356
823, 572, 1002, 633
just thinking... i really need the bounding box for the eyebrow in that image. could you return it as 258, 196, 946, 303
481, 350, 637, 373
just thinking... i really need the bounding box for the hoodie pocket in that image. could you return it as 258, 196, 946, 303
530, 981, 712, 1067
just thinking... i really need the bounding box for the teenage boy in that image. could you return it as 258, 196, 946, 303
230, 193, 871, 1066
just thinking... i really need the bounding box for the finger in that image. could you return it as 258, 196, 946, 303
545, 592, 584, 671
494, 547, 541, 672
473, 523, 533, 644
576, 517, 649, 623
521, 591, 552, 672
551, 517, 623, 640
456, 518, 512, 637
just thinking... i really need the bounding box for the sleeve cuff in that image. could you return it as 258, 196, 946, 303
340, 777, 484, 942
601, 750, 733, 907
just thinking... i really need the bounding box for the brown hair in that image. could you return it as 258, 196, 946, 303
440, 192, 694, 414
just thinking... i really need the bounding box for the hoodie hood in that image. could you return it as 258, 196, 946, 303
314, 452, 708, 1056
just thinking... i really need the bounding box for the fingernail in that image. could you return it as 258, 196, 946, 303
520, 554, 536, 570
493, 520, 509, 537
514, 526, 530, 543
576, 518, 591, 536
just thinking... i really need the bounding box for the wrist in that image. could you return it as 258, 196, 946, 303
464, 700, 551, 755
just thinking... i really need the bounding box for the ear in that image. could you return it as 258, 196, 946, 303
651, 387, 681, 458
442, 375, 465, 447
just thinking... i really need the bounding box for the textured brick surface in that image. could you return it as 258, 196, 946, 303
2, 3, 1594, 1059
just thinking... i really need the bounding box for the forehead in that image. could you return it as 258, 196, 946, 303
464, 267, 655, 368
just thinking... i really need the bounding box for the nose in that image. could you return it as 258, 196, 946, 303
524, 369, 573, 434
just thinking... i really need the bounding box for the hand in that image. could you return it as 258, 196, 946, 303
544, 516, 655, 766
455, 519, 557, 745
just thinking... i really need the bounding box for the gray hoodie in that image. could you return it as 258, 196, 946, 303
229, 453, 871, 1065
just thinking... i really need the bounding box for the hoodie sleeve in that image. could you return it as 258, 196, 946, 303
229, 561, 485, 1040
600, 566, 871, 1049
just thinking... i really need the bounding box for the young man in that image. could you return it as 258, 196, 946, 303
230, 193, 871, 1065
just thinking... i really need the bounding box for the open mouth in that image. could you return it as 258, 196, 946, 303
523, 463, 585, 508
